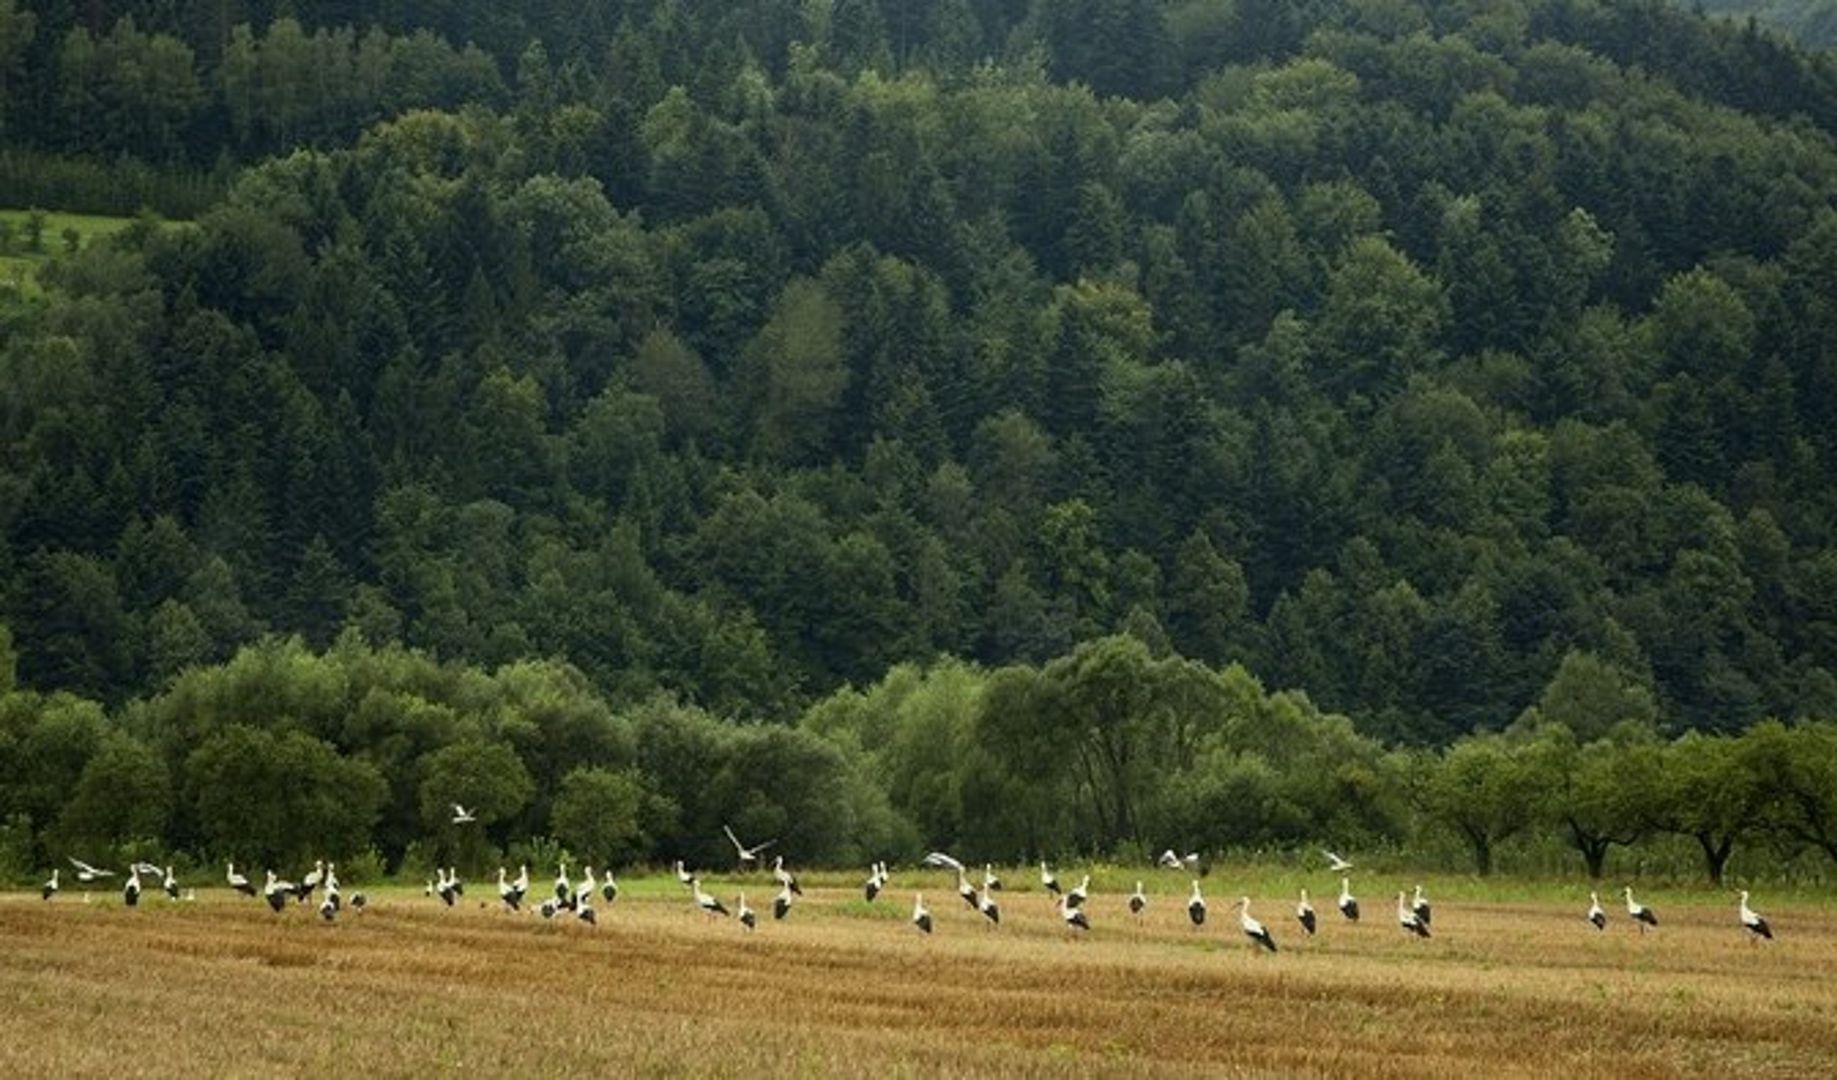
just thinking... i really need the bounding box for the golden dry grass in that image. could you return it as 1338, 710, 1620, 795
2, 878, 1833, 1077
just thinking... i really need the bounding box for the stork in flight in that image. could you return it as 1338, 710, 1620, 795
922, 851, 966, 874
1323, 850, 1354, 873
68, 857, 115, 884
451, 804, 477, 825
1158, 849, 1198, 871
722, 825, 776, 870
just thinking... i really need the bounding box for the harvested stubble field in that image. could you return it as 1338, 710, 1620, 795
1, 876, 1833, 1077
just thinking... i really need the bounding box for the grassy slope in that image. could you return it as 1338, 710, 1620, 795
3, 871, 1832, 1076
0, 210, 144, 299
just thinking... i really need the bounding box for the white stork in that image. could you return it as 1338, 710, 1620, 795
864, 861, 886, 902
1040, 860, 1061, 896
772, 855, 802, 897
692, 878, 729, 919
1297, 889, 1317, 936
1236, 897, 1277, 952
773, 882, 794, 921
537, 897, 559, 920
912, 893, 933, 935
1129, 881, 1147, 917
1397, 891, 1431, 939
319, 881, 339, 923
577, 896, 597, 927
451, 803, 477, 825
737, 892, 756, 931
297, 860, 325, 903
1067, 874, 1090, 911
1739, 891, 1772, 941
575, 866, 597, 910
1187, 880, 1207, 928
955, 869, 979, 910
982, 863, 1002, 892
601, 871, 619, 904
1411, 884, 1432, 929
1338, 877, 1360, 922
123, 865, 142, 908
555, 861, 572, 906
1623, 886, 1658, 933
445, 867, 463, 898
227, 862, 255, 897
1060, 893, 1090, 935
1323, 850, 1354, 873
1158, 849, 1199, 871
1586, 891, 1606, 931
498, 867, 522, 912
41, 868, 58, 901
674, 860, 695, 889
722, 825, 775, 870
977, 883, 1001, 928
435, 867, 457, 908
922, 851, 965, 873
68, 857, 114, 884
162, 866, 179, 901
263, 870, 294, 913
350, 891, 367, 914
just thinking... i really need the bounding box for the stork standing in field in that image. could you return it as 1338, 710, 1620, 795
737, 893, 756, 931
555, 862, 572, 908
41, 869, 58, 901
1338, 877, 1360, 923
674, 860, 695, 889
956, 869, 979, 911
162, 866, 179, 901
227, 862, 255, 897
1739, 891, 1773, 942
1586, 891, 1607, 931
982, 863, 1002, 892
435, 867, 457, 908
601, 871, 619, 904
772, 855, 802, 897
1067, 874, 1091, 911
977, 883, 1001, 929
498, 867, 523, 912
1040, 861, 1061, 897
123, 865, 142, 908
1297, 889, 1317, 936
350, 891, 367, 914
1060, 893, 1090, 935
576, 896, 597, 927
319, 881, 340, 923
912, 894, 933, 935
575, 866, 597, 911
446, 867, 463, 898
1411, 884, 1432, 929
1187, 880, 1207, 928
864, 861, 886, 902
692, 878, 729, 919
298, 860, 325, 904
773, 882, 794, 921
264, 870, 294, 913
1129, 881, 1147, 918
1236, 897, 1277, 953
722, 825, 775, 871
537, 898, 559, 920
1324, 851, 1354, 873
1397, 891, 1431, 939
1624, 886, 1659, 934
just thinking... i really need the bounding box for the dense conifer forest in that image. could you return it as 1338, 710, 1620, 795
1, 0, 1835, 880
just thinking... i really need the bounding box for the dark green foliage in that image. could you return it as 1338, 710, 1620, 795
0, 0, 1836, 874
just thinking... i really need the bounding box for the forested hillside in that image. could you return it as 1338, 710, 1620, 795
1690, 0, 1837, 49
3, 0, 1837, 875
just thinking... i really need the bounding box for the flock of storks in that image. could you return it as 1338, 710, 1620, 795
35, 828, 1777, 951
